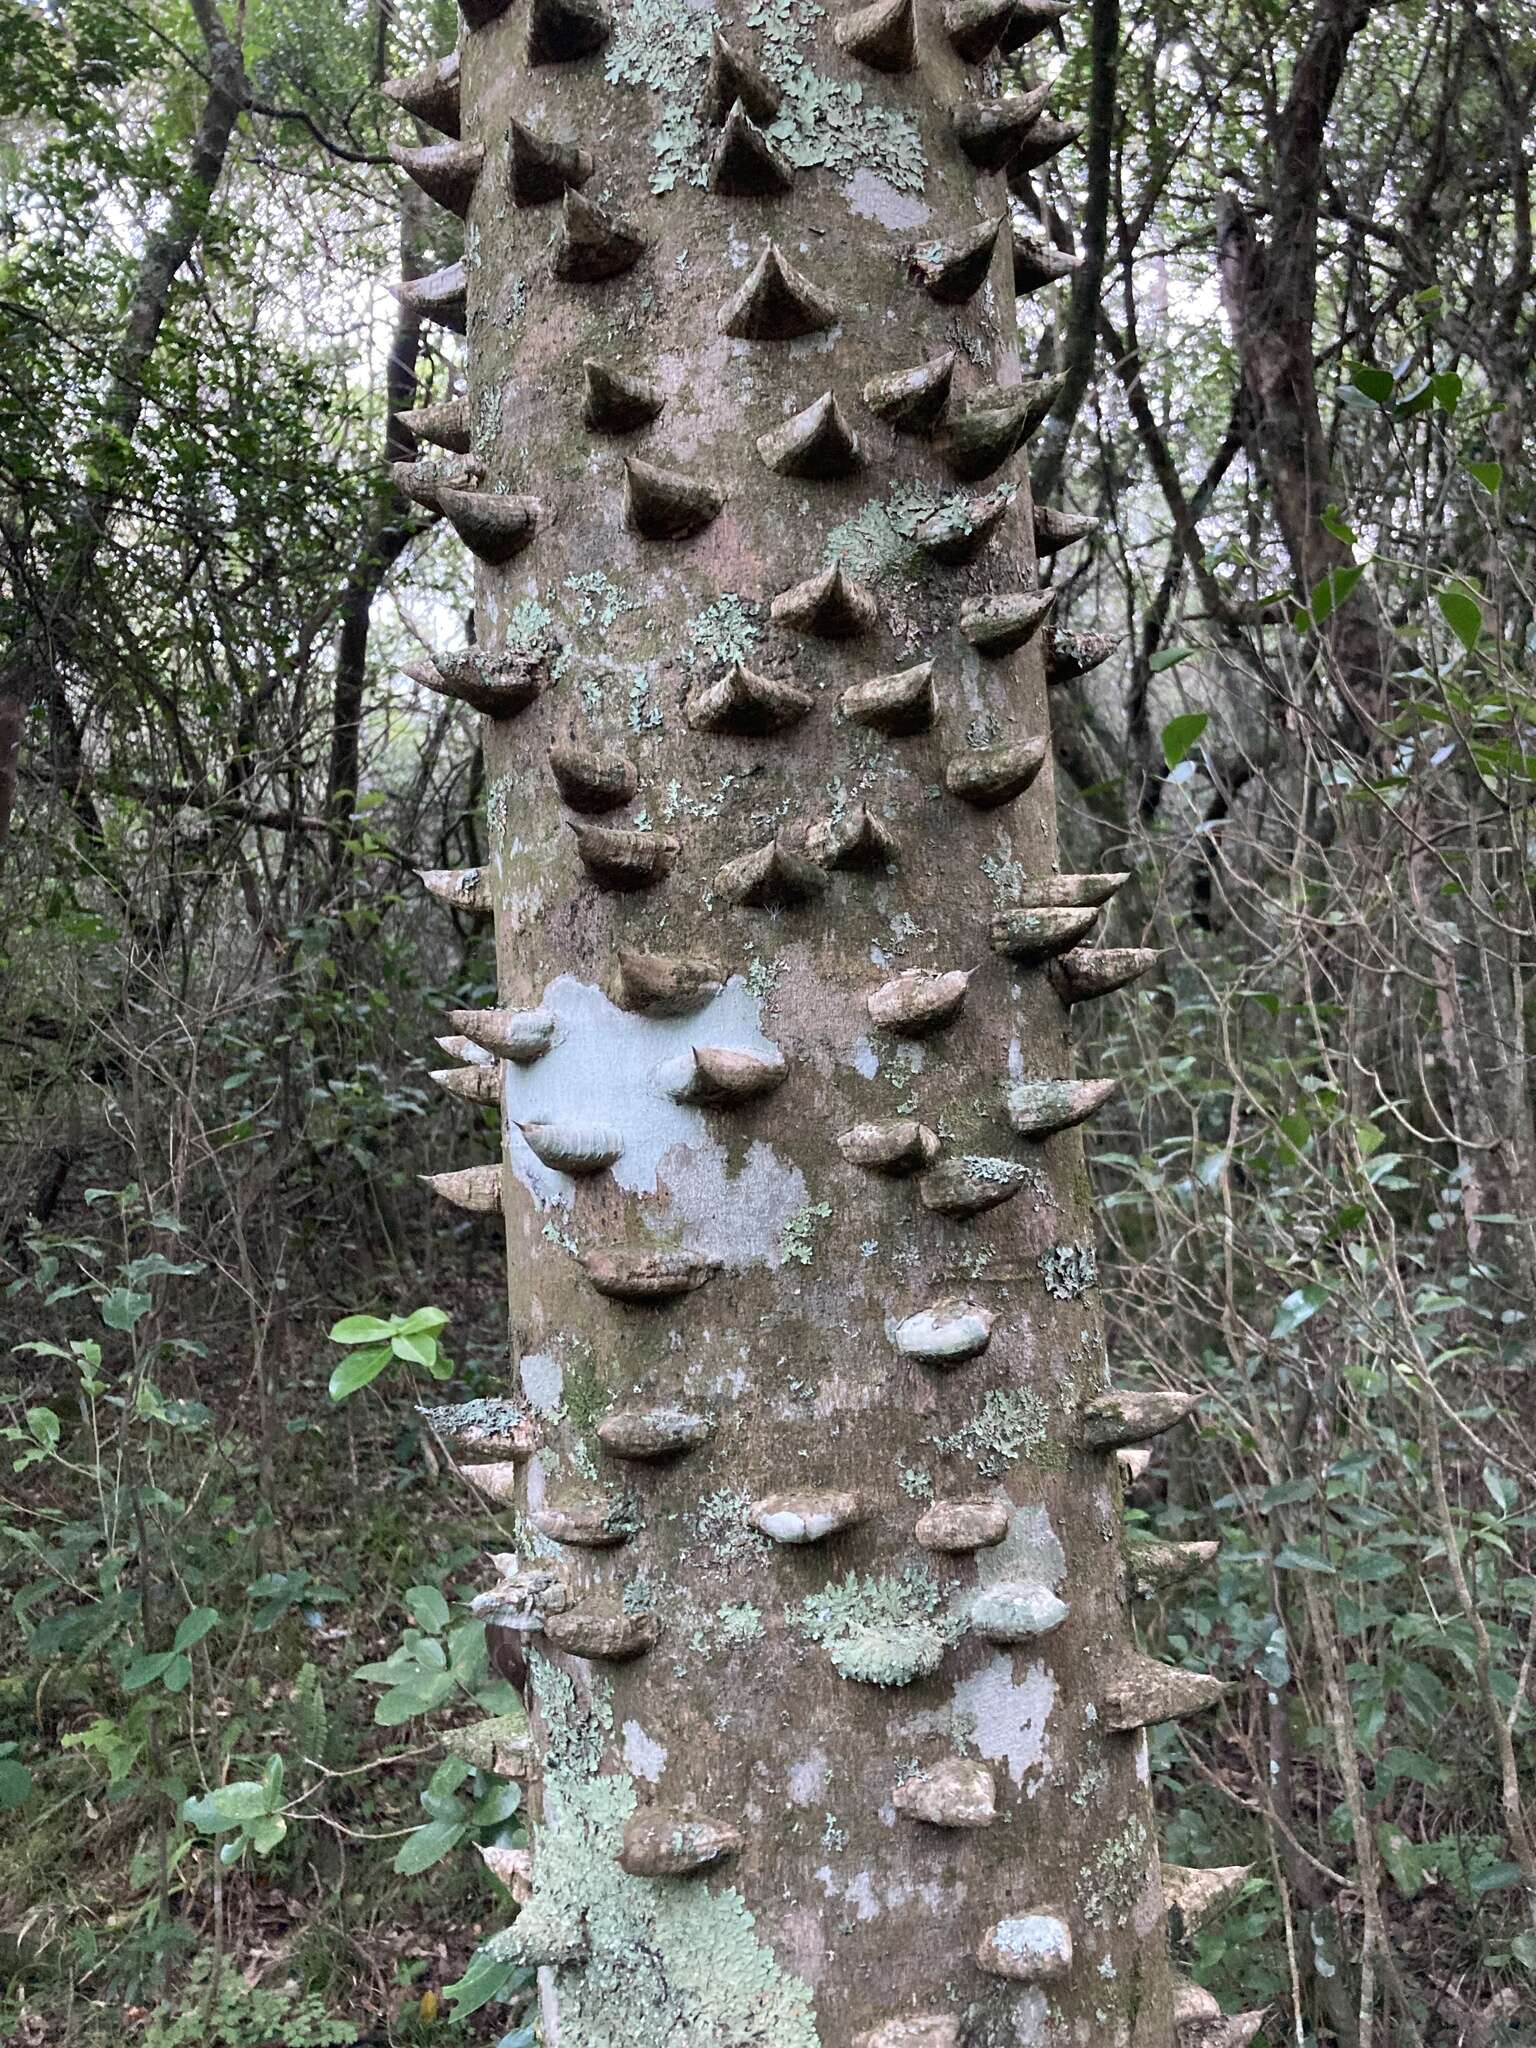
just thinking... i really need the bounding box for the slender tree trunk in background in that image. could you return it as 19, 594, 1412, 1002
404, 3, 1254, 2041
0, 3, 248, 858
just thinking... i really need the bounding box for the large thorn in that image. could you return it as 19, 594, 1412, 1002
657, 1045, 789, 1106
416, 865, 492, 917
953, 84, 1051, 171
445, 1005, 557, 1062
613, 949, 724, 1016
479, 1843, 534, 1901
908, 216, 1003, 303
969, 1583, 1069, 1642
853, 2022, 960, 2048
1033, 501, 1100, 555
582, 358, 666, 434
892, 1300, 995, 1365
1172, 1981, 1221, 2030
868, 965, 971, 1035
459, 0, 514, 25
389, 139, 483, 217
1004, 1075, 1118, 1138
430, 1063, 500, 1104
719, 243, 839, 338
1028, 869, 1129, 907
894, 1756, 996, 1827
1162, 1863, 1252, 1939
685, 663, 813, 734
509, 117, 593, 204
620, 1812, 742, 1875
701, 28, 782, 126
422, 1164, 502, 1213
531, 1499, 631, 1547
1128, 1539, 1221, 1597
392, 261, 467, 333
999, 0, 1072, 50
861, 351, 956, 434
1013, 226, 1080, 292
548, 741, 638, 812
943, 0, 1017, 61
569, 821, 680, 891
990, 903, 1100, 962
709, 101, 794, 195
526, 0, 612, 64
944, 376, 1064, 478
422, 1399, 536, 1457
1081, 1388, 1200, 1449
805, 803, 898, 870
392, 455, 481, 510
554, 188, 646, 281
1046, 626, 1124, 684
516, 1119, 623, 1174
757, 392, 863, 478
713, 833, 828, 907
405, 647, 547, 716
1049, 946, 1160, 1004
920, 1156, 1037, 1217
435, 489, 541, 564
1181, 2015, 1268, 2048
750, 1490, 864, 1543
976, 1913, 1073, 1982
382, 52, 461, 137
836, 0, 918, 70
1101, 1652, 1223, 1732
1012, 114, 1083, 172
459, 1460, 531, 1505
915, 1498, 1010, 1550
837, 1120, 941, 1174
912, 484, 1013, 565
542, 1607, 656, 1660
398, 398, 471, 454
580, 1246, 720, 1301
597, 1407, 716, 1459
840, 660, 937, 734
944, 737, 1048, 808
623, 455, 723, 540
771, 561, 877, 637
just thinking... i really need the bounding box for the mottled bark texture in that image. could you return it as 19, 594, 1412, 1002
399, 3, 1246, 2043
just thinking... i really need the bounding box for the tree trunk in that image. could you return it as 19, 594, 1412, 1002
405, 4, 1249, 2042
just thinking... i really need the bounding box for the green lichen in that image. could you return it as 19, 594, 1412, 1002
488, 1656, 819, 2044
564, 570, 638, 630
824, 483, 946, 581
686, 593, 764, 669
1077, 1816, 1152, 1931
473, 381, 502, 456
898, 1464, 933, 1502
687, 1489, 769, 1573
628, 666, 663, 732
789, 1567, 959, 1686
542, 1218, 580, 1256
779, 1200, 832, 1266
486, 773, 513, 843
1039, 1241, 1099, 1300
506, 597, 558, 656
931, 1387, 1053, 1476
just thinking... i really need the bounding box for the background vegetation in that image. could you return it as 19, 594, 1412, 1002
1, 0, 1531, 2042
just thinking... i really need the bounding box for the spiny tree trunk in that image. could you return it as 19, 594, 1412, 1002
397, 3, 1254, 2042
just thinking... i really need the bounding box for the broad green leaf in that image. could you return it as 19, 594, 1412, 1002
1149, 645, 1196, 674
1437, 587, 1482, 652
447, 1944, 521, 2018
0, 1760, 34, 1810
1274, 1544, 1336, 1574
329, 1314, 395, 1344
1466, 460, 1502, 494
1320, 505, 1356, 546
392, 1332, 439, 1367
247, 1813, 287, 1855
1350, 364, 1394, 404
100, 1288, 152, 1332
472, 1780, 523, 1828
328, 1344, 392, 1402
1429, 370, 1462, 413
25, 1407, 60, 1450
122, 1650, 175, 1692
406, 1585, 451, 1634
1161, 712, 1209, 769
1308, 564, 1365, 626
393, 1306, 450, 1337
1271, 1284, 1331, 1340
393, 1818, 467, 1875
183, 1779, 272, 1830
173, 1606, 219, 1653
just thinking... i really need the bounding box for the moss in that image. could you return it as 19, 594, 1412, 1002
494, 1655, 820, 2044
790, 1567, 959, 1686
931, 1388, 1053, 1476
561, 1356, 612, 1439
1039, 1241, 1098, 1301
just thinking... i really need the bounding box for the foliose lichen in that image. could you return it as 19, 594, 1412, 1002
789, 1567, 959, 1686
931, 1388, 1053, 1477
1039, 1241, 1099, 1301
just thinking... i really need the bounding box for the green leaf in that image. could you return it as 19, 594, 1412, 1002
391, 1332, 439, 1368
374, 1678, 454, 1726
393, 1306, 450, 1337
1320, 505, 1356, 546
247, 1813, 287, 1855
328, 1344, 392, 1402
1271, 1284, 1331, 1340
1149, 645, 1196, 675
1161, 712, 1209, 769
1437, 586, 1482, 652
1307, 563, 1365, 626
406, 1585, 451, 1633
25, 1407, 60, 1451
1350, 364, 1394, 404
122, 1650, 176, 1692
100, 1288, 152, 1332
183, 1779, 273, 1831
173, 1606, 219, 1653
393, 1818, 468, 1875
447, 1944, 520, 2019
329, 1314, 395, 1345
471, 1780, 523, 1828
0, 1759, 34, 1810
1466, 460, 1503, 494
1274, 1544, 1336, 1574
1429, 371, 1462, 414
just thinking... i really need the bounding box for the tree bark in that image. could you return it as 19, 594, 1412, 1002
410, 5, 1245, 2041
